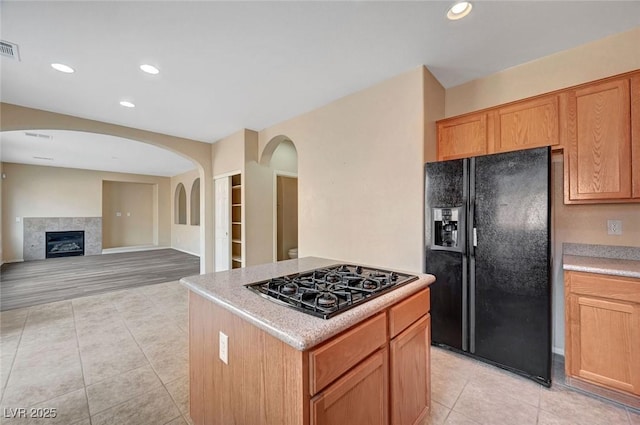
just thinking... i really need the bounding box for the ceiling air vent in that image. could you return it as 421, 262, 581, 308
0, 40, 20, 61
25, 132, 52, 140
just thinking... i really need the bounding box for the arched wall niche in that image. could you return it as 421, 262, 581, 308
175, 183, 187, 224
190, 178, 201, 226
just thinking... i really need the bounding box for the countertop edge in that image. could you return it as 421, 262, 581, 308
562, 264, 640, 279
562, 255, 640, 279
181, 275, 435, 351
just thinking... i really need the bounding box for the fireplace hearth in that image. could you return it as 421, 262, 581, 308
46, 231, 85, 258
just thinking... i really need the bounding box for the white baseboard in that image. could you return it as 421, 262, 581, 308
171, 247, 201, 257
2, 258, 24, 264
102, 245, 170, 254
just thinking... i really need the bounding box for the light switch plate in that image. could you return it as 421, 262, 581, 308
219, 331, 228, 364
607, 219, 622, 235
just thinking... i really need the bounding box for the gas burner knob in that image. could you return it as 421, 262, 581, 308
390, 272, 398, 281
355, 266, 363, 274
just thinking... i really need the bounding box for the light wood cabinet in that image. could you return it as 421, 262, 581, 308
309, 313, 387, 395
490, 93, 564, 153
311, 348, 389, 425
565, 77, 633, 202
437, 113, 488, 160
189, 287, 431, 425
435, 69, 640, 204
390, 314, 430, 425
565, 271, 640, 399
632, 75, 640, 199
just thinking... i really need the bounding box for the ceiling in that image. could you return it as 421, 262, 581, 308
1, 1, 639, 175
0, 130, 196, 177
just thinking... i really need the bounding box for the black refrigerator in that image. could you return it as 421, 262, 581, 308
424, 146, 551, 386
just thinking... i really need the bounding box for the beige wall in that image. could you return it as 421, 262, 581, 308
259, 66, 434, 272
1, 162, 170, 262
424, 67, 446, 163
445, 27, 640, 117
171, 168, 201, 256
102, 181, 155, 248
212, 129, 246, 177
443, 28, 640, 354
0, 103, 214, 272
244, 129, 274, 266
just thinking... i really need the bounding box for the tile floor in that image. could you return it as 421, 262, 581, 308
1, 281, 638, 425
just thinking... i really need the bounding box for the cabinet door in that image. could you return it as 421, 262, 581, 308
566, 293, 640, 395
390, 314, 430, 425
311, 348, 388, 425
566, 78, 632, 201
437, 113, 487, 160
491, 94, 561, 153
632, 75, 640, 199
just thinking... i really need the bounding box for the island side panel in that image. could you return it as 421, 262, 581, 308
188, 291, 309, 425
189, 291, 206, 425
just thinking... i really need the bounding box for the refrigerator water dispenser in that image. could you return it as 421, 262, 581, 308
431, 207, 463, 252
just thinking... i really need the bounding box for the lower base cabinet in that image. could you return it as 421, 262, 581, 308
391, 315, 431, 425
565, 271, 640, 398
188, 287, 432, 425
311, 348, 389, 425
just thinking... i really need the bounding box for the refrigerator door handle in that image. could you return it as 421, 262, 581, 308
473, 228, 477, 247
469, 256, 476, 353
462, 256, 468, 351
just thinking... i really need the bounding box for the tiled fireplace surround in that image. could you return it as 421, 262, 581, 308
23, 217, 102, 261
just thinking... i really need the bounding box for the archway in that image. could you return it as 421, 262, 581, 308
260, 135, 298, 262
0, 103, 214, 273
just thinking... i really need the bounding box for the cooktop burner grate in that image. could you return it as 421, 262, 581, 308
245, 264, 418, 319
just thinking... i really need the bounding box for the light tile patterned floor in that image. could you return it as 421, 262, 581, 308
0, 282, 190, 425
1, 281, 638, 425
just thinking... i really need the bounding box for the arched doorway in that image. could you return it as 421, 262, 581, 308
0, 103, 214, 273
261, 135, 298, 262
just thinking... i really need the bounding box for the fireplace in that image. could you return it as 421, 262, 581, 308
46, 231, 85, 258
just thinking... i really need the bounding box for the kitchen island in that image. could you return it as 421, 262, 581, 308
180, 257, 435, 425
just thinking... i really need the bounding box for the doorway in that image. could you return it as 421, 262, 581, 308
276, 174, 298, 261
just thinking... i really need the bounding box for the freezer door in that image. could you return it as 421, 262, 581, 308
425, 159, 468, 351
471, 147, 551, 385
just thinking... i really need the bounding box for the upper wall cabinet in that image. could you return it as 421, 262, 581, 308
632, 75, 640, 199
490, 93, 564, 154
565, 76, 638, 203
437, 113, 488, 160
436, 94, 564, 161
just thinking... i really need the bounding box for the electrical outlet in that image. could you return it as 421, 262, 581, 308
607, 219, 622, 235
219, 331, 228, 364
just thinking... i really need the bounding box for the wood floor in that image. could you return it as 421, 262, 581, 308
0, 249, 200, 311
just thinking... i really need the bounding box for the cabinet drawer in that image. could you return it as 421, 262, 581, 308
311, 347, 389, 425
309, 312, 387, 395
566, 271, 640, 304
389, 289, 430, 338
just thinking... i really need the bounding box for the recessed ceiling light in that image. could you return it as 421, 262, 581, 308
140, 64, 159, 75
119, 100, 135, 108
51, 63, 75, 73
447, 1, 473, 20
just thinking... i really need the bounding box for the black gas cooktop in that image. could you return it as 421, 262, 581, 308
245, 264, 418, 319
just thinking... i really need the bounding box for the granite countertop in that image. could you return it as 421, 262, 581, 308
180, 257, 435, 351
562, 243, 640, 279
